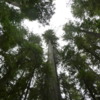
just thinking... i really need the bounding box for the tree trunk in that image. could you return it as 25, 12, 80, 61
47, 41, 61, 100
79, 29, 100, 38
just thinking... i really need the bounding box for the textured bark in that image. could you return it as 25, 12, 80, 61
48, 41, 61, 100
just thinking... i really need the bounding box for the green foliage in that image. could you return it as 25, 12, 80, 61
0, 0, 56, 100
28, 33, 41, 45
62, 1, 100, 99
60, 73, 82, 100
6, 0, 54, 24
72, 0, 100, 18
0, 22, 27, 51
0, 0, 56, 99
26, 62, 55, 100
43, 29, 58, 47
1, 0, 100, 100
0, 1, 22, 23
0, 33, 43, 99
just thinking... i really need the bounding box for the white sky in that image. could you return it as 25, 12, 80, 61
23, 0, 73, 47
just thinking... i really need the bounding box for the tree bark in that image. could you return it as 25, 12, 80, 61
79, 29, 100, 38
47, 41, 61, 100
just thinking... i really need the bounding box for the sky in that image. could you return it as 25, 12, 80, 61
23, 0, 73, 47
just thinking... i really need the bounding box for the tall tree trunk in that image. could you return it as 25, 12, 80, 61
47, 41, 61, 100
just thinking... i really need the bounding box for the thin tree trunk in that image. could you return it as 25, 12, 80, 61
79, 29, 100, 38
23, 79, 31, 100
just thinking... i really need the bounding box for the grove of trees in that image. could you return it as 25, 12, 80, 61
0, 0, 100, 100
